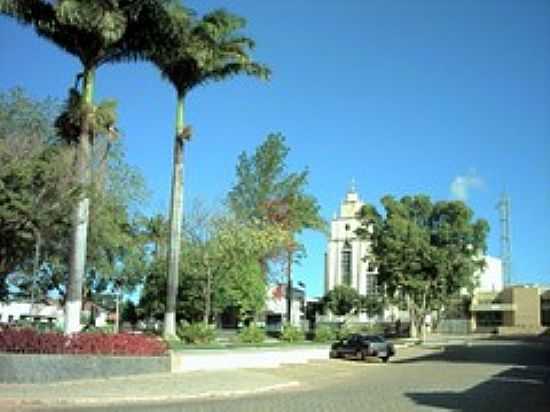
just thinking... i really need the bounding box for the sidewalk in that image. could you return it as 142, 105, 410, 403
0, 369, 300, 409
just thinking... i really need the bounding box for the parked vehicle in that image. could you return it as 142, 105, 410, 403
329, 334, 395, 362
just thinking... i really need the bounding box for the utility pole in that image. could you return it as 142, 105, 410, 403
497, 192, 512, 286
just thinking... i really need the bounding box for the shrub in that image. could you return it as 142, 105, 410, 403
0, 328, 167, 356
313, 325, 336, 343
176, 322, 215, 345
82, 325, 115, 334
238, 324, 266, 344
336, 323, 361, 340
280, 324, 305, 343
358, 323, 385, 335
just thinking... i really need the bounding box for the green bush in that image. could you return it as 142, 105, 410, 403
359, 323, 385, 335
176, 322, 215, 344
336, 323, 361, 340
83, 325, 115, 334
238, 324, 266, 344
313, 325, 336, 343
280, 324, 305, 343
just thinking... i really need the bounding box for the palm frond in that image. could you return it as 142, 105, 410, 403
148, 5, 270, 94
0, 0, 55, 27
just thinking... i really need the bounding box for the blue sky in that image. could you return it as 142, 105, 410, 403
1, 0, 549, 298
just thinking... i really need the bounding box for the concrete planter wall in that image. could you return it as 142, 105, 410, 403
0, 353, 170, 383
171, 346, 330, 373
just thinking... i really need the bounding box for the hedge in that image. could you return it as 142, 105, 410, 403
0, 328, 167, 356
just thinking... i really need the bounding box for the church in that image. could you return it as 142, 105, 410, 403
324, 184, 378, 297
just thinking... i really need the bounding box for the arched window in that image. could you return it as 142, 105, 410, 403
341, 241, 352, 286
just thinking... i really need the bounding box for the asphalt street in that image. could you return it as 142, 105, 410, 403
14, 338, 550, 412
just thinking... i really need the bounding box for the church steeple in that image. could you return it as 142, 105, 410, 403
341, 180, 362, 217
349, 177, 356, 194
344, 178, 359, 204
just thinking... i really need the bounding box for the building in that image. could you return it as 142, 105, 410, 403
474, 256, 503, 293
470, 285, 550, 334
323, 186, 406, 323
264, 284, 305, 330
0, 301, 63, 326
324, 185, 378, 296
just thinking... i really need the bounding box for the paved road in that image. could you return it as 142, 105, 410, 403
18, 339, 550, 412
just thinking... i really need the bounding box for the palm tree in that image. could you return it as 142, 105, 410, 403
0, 0, 170, 334
148, 6, 270, 337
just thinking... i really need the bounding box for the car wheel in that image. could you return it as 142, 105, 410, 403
356, 350, 365, 361
381, 356, 390, 363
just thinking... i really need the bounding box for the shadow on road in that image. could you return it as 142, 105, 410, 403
406, 365, 550, 412
395, 341, 550, 367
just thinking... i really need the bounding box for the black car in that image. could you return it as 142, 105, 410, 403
329, 334, 395, 362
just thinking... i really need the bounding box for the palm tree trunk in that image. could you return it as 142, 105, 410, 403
164, 92, 185, 338
65, 68, 95, 335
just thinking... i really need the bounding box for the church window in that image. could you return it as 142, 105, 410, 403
341, 243, 352, 286
366, 274, 378, 295
367, 261, 376, 273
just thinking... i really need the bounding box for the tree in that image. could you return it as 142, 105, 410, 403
146, 5, 270, 337
138, 204, 287, 325
0, 88, 76, 301
228, 133, 326, 322
121, 300, 138, 326
0, 88, 148, 313
360, 294, 384, 318
323, 285, 361, 317
357, 195, 489, 339
0, 0, 168, 333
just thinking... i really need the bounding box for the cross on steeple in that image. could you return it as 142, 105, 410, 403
349, 178, 356, 193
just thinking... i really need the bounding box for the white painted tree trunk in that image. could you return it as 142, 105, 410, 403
164, 94, 185, 339
65, 69, 94, 335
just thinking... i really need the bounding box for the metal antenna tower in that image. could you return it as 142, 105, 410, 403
497, 192, 512, 285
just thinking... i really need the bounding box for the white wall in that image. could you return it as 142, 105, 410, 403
476, 256, 504, 292
0, 302, 31, 323
0, 302, 63, 323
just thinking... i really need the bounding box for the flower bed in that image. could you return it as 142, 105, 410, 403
0, 328, 167, 356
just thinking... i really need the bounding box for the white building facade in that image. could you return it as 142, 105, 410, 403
475, 256, 503, 293
324, 187, 378, 297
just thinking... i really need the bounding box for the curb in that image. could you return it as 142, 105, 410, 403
1, 381, 301, 408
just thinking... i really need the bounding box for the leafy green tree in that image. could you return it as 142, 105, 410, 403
0, 0, 168, 333
138, 258, 168, 321
360, 294, 384, 318
146, 5, 270, 337
323, 285, 361, 317
357, 195, 489, 338
0, 88, 147, 308
179, 204, 286, 324
138, 206, 286, 325
0, 88, 76, 301
228, 133, 326, 321
121, 300, 138, 326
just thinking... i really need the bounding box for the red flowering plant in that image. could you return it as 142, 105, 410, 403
0, 328, 167, 356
